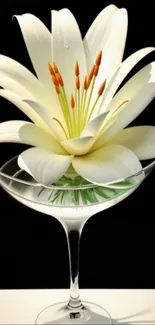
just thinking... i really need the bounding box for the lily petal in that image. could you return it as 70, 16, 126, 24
107, 126, 155, 160
72, 144, 142, 185
101, 8, 128, 79
0, 120, 67, 154
81, 112, 108, 137
84, 4, 118, 69
108, 62, 155, 112
98, 47, 155, 114
0, 74, 34, 98
0, 55, 47, 103
52, 9, 87, 98
0, 55, 62, 119
18, 147, 73, 185
61, 136, 94, 155
15, 14, 52, 91
90, 8, 128, 105
93, 62, 155, 149
0, 90, 50, 131
23, 99, 66, 141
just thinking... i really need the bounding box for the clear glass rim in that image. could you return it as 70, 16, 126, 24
0, 155, 155, 190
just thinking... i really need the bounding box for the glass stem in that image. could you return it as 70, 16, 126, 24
62, 220, 86, 309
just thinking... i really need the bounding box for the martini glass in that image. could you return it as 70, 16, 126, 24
0, 156, 154, 324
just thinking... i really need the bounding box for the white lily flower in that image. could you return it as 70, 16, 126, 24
1, 5, 155, 186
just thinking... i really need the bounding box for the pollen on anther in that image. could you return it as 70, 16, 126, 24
52, 75, 59, 87
56, 73, 64, 87
87, 65, 95, 87
83, 76, 88, 90
53, 62, 59, 74
75, 61, 79, 76
48, 62, 55, 76
95, 50, 102, 66
71, 93, 75, 109
76, 76, 80, 90
98, 80, 106, 96
94, 65, 99, 77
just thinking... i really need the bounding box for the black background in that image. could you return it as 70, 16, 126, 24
0, 1, 155, 289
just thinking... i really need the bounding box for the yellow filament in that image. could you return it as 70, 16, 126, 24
96, 100, 129, 139
77, 90, 81, 135
87, 96, 100, 122
60, 87, 73, 137
112, 100, 129, 116
80, 88, 84, 110
85, 76, 96, 114
81, 76, 96, 130
53, 118, 69, 139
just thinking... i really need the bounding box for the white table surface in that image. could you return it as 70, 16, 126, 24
0, 290, 154, 324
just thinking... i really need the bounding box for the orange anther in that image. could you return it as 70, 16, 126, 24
95, 50, 102, 66
52, 75, 59, 87
76, 76, 80, 90
98, 80, 106, 96
94, 65, 99, 77
48, 62, 55, 76
70, 93, 75, 109
56, 73, 64, 87
83, 76, 88, 90
75, 61, 79, 76
52, 62, 59, 74
87, 65, 95, 87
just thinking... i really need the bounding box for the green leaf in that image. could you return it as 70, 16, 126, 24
80, 190, 88, 205
74, 176, 90, 186
37, 187, 45, 197
59, 191, 65, 204
95, 187, 116, 199
46, 173, 136, 206
49, 190, 61, 203
55, 175, 73, 186
73, 190, 80, 204
85, 189, 97, 203
107, 179, 136, 189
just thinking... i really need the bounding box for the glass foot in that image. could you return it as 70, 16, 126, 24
35, 301, 112, 324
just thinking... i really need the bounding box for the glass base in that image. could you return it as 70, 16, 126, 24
35, 301, 112, 324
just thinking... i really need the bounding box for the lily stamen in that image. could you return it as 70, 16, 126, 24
48, 62, 55, 76
87, 65, 95, 88
94, 65, 99, 77
108, 99, 130, 121
49, 49, 106, 137
56, 72, 64, 87
98, 99, 130, 137
52, 75, 59, 87
75, 61, 79, 77
52, 62, 59, 74
87, 80, 106, 122
55, 85, 60, 95
95, 50, 102, 66
84, 51, 102, 116
71, 93, 77, 136
76, 76, 80, 90
98, 80, 107, 96
83, 76, 88, 91
81, 76, 88, 113
48, 62, 72, 137
115, 100, 129, 112
53, 117, 69, 139
70, 93, 75, 109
